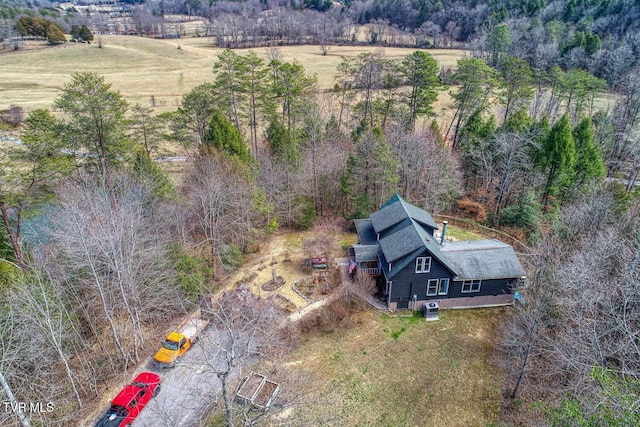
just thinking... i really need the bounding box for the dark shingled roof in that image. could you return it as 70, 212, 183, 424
441, 239, 526, 280
370, 194, 437, 235
354, 219, 377, 245
404, 202, 438, 230
379, 222, 425, 264
352, 244, 379, 263
378, 218, 457, 279
370, 202, 409, 235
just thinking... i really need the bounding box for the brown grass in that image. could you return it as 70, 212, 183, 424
271, 306, 505, 426
0, 36, 466, 115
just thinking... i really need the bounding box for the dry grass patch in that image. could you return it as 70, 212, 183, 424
0, 36, 466, 113
444, 224, 486, 241
274, 307, 504, 426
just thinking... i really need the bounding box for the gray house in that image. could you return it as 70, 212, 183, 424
349, 194, 525, 311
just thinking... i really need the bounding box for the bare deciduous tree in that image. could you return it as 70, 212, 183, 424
45, 175, 183, 370
184, 156, 259, 266
386, 123, 460, 214
200, 290, 293, 427
501, 191, 640, 422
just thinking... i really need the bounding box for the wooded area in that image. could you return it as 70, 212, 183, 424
1, 0, 640, 425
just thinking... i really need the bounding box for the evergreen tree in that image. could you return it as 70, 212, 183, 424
203, 110, 251, 165
46, 24, 66, 44
79, 25, 93, 42
213, 49, 245, 129
572, 117, 606, 188
499, 56, 534, 121
487, 23, 512, 66
176, 83, 218, 148
1, 109, 73, 270
448, 57, 499, 150
270, 59, 317, 133
239, 51, 272, 156
401, 50, 440, 125
55, 72, 129, 196
132, 148, 175, 200
266, 119, 301, 227
341, 127, 399, 218
537, 114, 576, 206
70, 24, 81, 40
267, 119, 299, 167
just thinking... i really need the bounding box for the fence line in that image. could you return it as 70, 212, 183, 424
433, 214, 535, 255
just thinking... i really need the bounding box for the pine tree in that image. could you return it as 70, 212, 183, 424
537, 114, 576, 206
203, 110, 251, 165
572, 117, 606, 188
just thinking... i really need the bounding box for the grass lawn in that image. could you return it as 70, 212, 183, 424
273, 307, 505, 426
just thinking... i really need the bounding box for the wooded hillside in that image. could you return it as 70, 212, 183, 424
1, 0, 640, 426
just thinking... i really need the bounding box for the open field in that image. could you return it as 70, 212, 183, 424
0, 36, 466, 114
272, 307, 504, 426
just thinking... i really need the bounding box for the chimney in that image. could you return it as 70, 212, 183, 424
440, 221, 448, 245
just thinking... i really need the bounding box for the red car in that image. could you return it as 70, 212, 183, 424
95, 372, 161, 427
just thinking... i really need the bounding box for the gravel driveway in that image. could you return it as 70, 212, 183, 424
131, 328, 221, 427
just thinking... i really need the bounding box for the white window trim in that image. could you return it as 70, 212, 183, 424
427, 279, 438, 296
438, 278, 449, 296
461, 279, 481, 293
415, 256, 432, 273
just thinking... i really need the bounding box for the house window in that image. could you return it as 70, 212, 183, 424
438, 278, 449, 295
427, 279, 438, 296
461, 280, 481, 293
415, 257, 431, 273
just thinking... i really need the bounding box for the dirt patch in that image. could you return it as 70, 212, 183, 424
292, 274, 332, 300
225, 230, 348, 311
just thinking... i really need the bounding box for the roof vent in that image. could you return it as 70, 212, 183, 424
440, 221, 448, 245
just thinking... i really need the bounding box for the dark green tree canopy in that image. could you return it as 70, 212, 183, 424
54, 72, 129, 178
572, 117, 605, 187
401, 50, 441, 123
537, 114, 576, 205
266, 118, 299, 167
487, 23, 512, 65
203, 110, 251, 165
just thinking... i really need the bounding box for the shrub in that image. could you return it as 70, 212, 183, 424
220, 244, 243, 272
455, 197, 487, 222
292, 195, 316, 230
169, 245, 213, 300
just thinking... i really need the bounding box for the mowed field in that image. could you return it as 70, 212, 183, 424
0, 35, 466, 114
271, 308, 504, 426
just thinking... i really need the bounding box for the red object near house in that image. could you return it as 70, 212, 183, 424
310, 257, 327, 268
95, 372, 161, 427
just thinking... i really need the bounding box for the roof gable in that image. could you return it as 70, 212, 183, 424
404, 202, 438, 230
370, 202, 409, 235
370, 194, 438, 236
379, 218, 457, 278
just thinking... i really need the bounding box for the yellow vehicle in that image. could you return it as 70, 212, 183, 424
153, 316, 209, 367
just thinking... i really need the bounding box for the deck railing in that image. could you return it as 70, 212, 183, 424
359, 267, 379, 275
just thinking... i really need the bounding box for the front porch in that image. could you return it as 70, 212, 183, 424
347, 245, 380, 276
